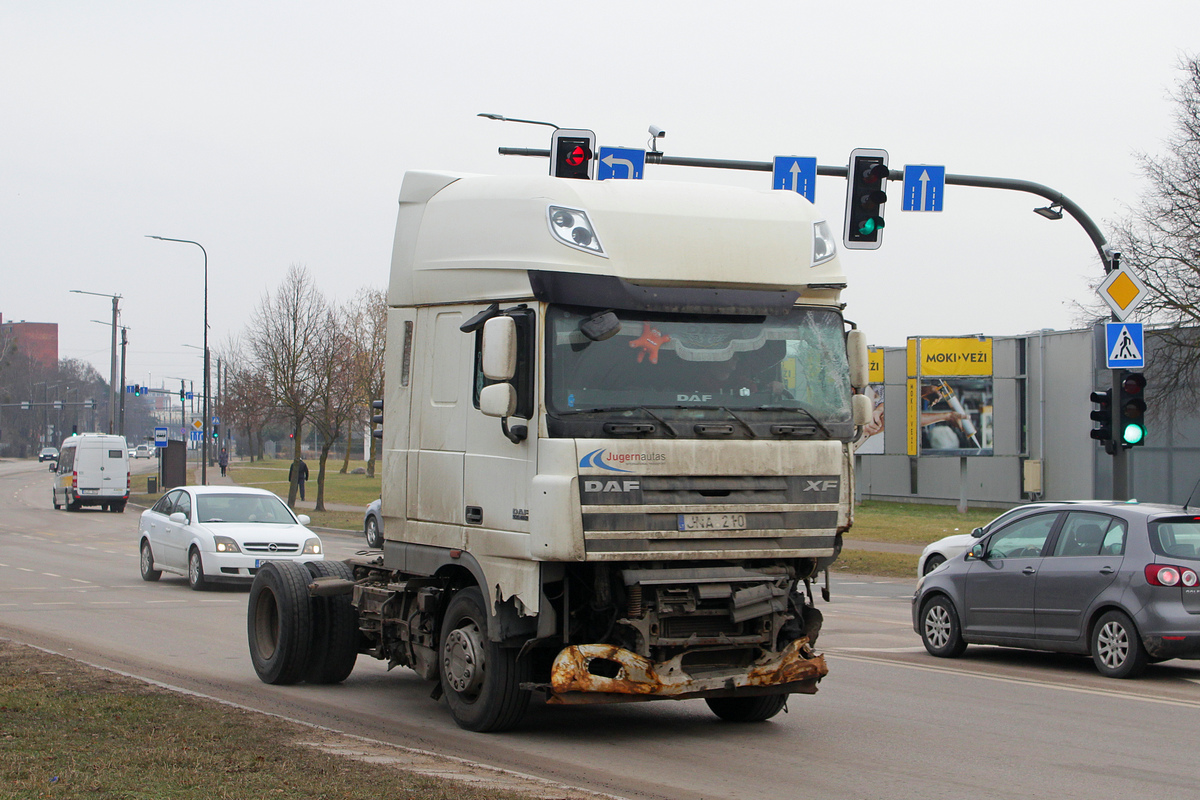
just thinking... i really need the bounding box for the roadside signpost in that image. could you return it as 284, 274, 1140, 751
154, 427, 168, 448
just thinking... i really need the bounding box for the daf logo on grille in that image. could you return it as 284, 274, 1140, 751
267, 543, 279, 552
584, 480, 641, 493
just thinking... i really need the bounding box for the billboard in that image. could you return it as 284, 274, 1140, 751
907, 337, 994, 457
855, 348, 886, 455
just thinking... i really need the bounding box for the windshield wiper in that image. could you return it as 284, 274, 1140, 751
759, 404, 833, 438
560, 406, 680, 438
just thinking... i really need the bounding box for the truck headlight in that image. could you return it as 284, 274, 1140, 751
812, 220, 837, 266
302, 538, 322, 555
214, 536, 240, 553
547, 205, 606, 257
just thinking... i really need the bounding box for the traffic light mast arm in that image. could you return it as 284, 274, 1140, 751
497, 148, 1116, 272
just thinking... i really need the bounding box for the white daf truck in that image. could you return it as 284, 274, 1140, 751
247, 170, 872, 732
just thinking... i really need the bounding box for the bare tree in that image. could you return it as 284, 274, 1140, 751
1110, 55, 1200, 411
307, 303, 360, 511
246, 264, 326, 506
344, 287, 387, 477
218, 338, 276, 463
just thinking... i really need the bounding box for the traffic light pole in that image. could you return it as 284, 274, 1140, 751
499, 145, 1125, 496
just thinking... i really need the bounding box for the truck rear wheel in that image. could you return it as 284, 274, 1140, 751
439, 586, 530, 732
247, 561, 314, 685
705, 694, 787, 722
303, 561, 359, 684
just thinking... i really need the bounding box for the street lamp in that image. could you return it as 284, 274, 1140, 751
70, 289, 121, 434
147, 236, 209, 485
92, 320, 129, 437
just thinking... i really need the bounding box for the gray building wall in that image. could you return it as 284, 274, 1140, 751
855, 326, 1199, 508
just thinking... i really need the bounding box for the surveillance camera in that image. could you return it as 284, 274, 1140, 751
648, 125, 666, 139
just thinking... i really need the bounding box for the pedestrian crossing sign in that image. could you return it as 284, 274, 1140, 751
1106, 322, 1144, 369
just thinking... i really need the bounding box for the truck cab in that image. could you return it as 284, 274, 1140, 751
248, 171, 872, 731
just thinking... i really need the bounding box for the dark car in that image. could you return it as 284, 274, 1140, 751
363, 498, 383, 549
38, 447, 59, 463
913, 501, 1200, 678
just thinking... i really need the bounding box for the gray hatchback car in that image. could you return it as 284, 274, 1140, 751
913, 501, 1200, 678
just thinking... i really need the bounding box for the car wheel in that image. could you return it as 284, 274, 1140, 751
706, 694, 787, 722
52, 491, 61, 511
139, 539, 162, 582
113, 501, 126, 513
364, 515, 383, 549
922, 553, 947, 575
1091, 610, 1148, 679
303, 560, 359, 684
440, 586, 531, 732
247, 561, 315, 685
67, 493, 80, 512
187, 548, 207, 591
920, 595, 967, 658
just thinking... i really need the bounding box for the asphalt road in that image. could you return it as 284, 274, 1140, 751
3, 458, 1199, 800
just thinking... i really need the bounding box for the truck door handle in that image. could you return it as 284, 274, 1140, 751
465, 506, 483, 525
1022, 566, 1036, 575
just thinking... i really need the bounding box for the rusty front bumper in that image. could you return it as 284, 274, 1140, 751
545, 638, 828, 705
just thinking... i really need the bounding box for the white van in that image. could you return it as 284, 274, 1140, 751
53, 433, 131, 513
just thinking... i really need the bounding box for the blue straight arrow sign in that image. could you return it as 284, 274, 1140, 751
902, 165, 945, 211
772, 156, 817, 202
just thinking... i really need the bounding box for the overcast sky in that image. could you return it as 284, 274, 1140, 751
1, 1, 1194, 391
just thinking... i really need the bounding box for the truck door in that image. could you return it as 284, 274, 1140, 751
463, 306, 535, 537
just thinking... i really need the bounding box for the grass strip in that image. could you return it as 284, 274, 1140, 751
0, 640, 546, 800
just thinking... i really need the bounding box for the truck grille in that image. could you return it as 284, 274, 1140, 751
578, 474, 840, 559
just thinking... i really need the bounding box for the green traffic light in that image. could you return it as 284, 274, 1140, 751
1122, 423, 1145, 445
857, 217, 884, 235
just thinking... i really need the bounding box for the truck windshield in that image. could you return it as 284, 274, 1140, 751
546, 306, 852, 425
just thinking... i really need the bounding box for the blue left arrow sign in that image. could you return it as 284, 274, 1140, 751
772, 156, 816, 202
597, 147, 645, 180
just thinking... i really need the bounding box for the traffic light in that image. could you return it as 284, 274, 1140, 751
371, 399, 384, 439
180, 387, 186, 401
133, 384, 142, 397
1118, 371, 1147, 447
843, 148, 889, 250
550, 129, 596, 180
1090, 388, 1113, 449
211, 424, 219, 440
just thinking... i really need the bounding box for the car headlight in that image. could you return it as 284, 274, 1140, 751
302, 538, 322, 555
214, 536, 241, 554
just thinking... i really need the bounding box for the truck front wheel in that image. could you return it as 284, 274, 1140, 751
439, 586, 530, 732
705, 694, 787, 722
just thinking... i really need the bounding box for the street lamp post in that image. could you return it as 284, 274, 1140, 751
70, 290, 121, 434
147, 236, 208, 485
91, 320, 129, 437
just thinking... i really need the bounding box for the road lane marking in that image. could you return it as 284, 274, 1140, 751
830, 651, 1200, 710
42, 573, 61, 578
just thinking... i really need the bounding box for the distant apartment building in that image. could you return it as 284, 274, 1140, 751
0, 313, 59, 370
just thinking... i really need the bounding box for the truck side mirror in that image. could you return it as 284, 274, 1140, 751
482, 316, 517, 381
851, 393, 873, 426
480, 383, 517, 418
846, 330, 870, 390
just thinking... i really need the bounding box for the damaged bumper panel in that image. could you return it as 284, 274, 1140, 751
543, 638, 828, 705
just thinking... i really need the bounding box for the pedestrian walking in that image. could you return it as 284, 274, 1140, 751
218, 447, 229, 477
289, 458, 309, 501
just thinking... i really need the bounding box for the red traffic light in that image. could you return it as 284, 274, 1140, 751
566, 145, 587, 166
1121, 372, 1146, 396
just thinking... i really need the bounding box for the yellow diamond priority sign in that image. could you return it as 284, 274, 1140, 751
1097, 267, 1148, 321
